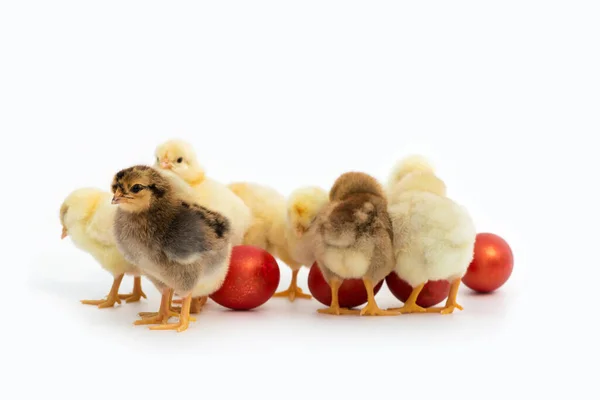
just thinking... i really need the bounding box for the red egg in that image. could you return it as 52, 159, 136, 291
210, 245, 280, 310
462, 232, 514, 293
307, 262, 384, 308
385, 272, 450, 308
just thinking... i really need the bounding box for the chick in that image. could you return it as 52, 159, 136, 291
154, 139, 251, 246
386, 155, 477, 314
112, 165, 233, 332
227, 182, 328, 301
311, 172, 398, 316
286, 186, 329, 267
155, 139, 252, 311
60, 188, 146, 308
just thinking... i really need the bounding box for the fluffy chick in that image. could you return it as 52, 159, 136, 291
112, 165, 233, 332
286, 186, 330, 267
227, 183, 328, 301
155, 139, 252, 311
386, 155, 476, 314
311, 172, 397, 316
60, 188, 146, 308
154, 139, 251, 246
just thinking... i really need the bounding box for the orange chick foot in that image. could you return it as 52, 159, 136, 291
119, 291, 147, 303
273, 285, 312, 302
358, 302, 400, 316
138, 308, 179, 317
81, 296, 121, 308
170, 296, 207, 314
149, 296, 194, 332
428, 302, 464, 314
389, 303, 427, 314
317, 306, 354, 316
148, 319, 191, 332
136, 310, 196, 323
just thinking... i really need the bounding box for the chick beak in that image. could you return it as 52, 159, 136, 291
112, 189, 124, 204
295, 225, 306, 238
61, 226, 68, 239
160, 159, 172, 169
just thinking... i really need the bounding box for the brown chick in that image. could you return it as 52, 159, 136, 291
111, 165, 233, 332
312, 172, 398, 316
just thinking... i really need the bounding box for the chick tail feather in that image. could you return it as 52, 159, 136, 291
322, 201, 376, 247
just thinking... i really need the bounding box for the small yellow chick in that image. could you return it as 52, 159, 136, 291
154, 139, 252, 312
60, 188, 146, 308
386, 155, 477, 314
154, 139, 252, 246
227, 183, 328, 301
286, 186, 329, 267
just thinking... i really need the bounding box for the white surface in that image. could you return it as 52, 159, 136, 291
3, 1, 599, 399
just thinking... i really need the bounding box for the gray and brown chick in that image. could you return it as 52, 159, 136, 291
112, 165, 233, 332
312, 171, 398, 316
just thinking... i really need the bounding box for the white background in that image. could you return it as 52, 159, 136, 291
2, 1, 599, 399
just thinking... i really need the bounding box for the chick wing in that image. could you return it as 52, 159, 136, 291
162, 202, 230, 265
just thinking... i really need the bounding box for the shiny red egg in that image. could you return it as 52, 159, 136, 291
307, 262, 384, 308
210, 245, 280, 310
462, 232, 514, 293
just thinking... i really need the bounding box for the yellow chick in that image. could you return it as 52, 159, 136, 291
286, 186, 330, 267
386, 155, 477, 314
227, 182, 328, 301
60, 188, 146, 308
154, 139, 252, 312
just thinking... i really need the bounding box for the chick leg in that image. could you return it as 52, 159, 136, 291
118, 276, 147, 303
137, 289, 197, 321
149, 294, 193, 332
427, 278, 464, 314
317, 278, 353, 315
81, 274, 124, 308
134, 289, 182, 324
388, 283, 428, 314
273, 269, 312, 301
170, 296, 207, 314
355, 278, 400, 316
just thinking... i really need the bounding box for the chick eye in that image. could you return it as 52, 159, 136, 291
131, 184, 143, 194
177, 157, 183, 163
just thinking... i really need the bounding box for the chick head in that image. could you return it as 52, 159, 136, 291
391, 170, 447, 199
287, 186, 329, 237
387, 154, 434, 188
111, 165, 170, 213
60, 188, 104, 239
154, 139, 205, 185
329, 172, 385, 202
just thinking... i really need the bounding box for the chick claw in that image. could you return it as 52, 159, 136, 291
357, 303, 400, 316
136, 310, 196, 323
119, 291, 147, 303
388, 304, 428, 314
81, 297, 121, 308
273, 286, 312, 302
148, 320, 190, 333
137, 309, 178, 319
317, 306, 354, 316
429, 302, 464, 315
